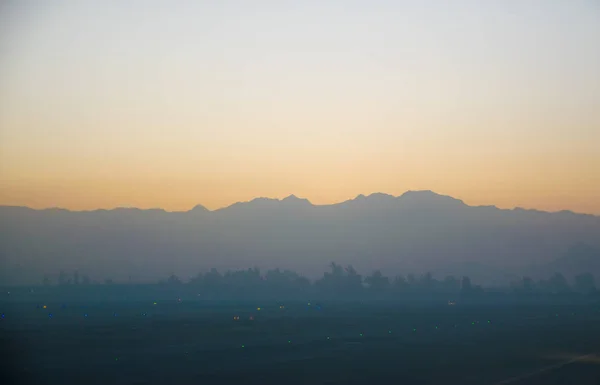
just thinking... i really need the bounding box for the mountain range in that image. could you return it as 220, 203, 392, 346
1, 190, 599, 286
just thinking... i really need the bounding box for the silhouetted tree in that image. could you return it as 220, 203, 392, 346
574, 273, 596, 294
345, 265, 363, 292
330, 262, 344, 277
260, 268, 310, 298
202, 268, 222, 294
167, 274, 182, 285
315, 262, 343, 294
58, 270, 68, 286
295, 275, 310, 291
512, 276, 534, 294
546, 272, 570, 293
471, 284, 484, 295
460, 276, 483, 296
315, 263, 363, 297
442, 276, 460, 293
364, 270, 390, 292
188, 272, 203, 286
220, 268, 262, 297
418, 272, 436, 292
393, 275, 408, 292
461, 276, 472, 292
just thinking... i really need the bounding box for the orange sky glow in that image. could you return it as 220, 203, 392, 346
1, 2, 599, 214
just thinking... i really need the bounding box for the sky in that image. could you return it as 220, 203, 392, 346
0, 0, 599, 214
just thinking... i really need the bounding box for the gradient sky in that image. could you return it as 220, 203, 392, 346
1, 0, 599, 214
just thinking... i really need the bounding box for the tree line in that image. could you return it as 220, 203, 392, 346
37, 263, 597, 300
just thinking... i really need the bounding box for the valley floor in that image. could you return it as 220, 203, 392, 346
2, 300, 600, 385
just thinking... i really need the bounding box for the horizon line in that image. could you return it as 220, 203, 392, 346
0, 190, 597, 217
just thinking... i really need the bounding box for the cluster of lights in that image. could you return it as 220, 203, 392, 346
226, 302, 504, 350
26, 299, 578, 354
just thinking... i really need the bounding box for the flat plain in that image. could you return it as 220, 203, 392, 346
2, 299, 600, 385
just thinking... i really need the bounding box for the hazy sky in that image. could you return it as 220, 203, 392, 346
1, 0, 599, 213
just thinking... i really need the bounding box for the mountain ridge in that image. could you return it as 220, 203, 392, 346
1, 189, 600, 285
1, 190, 597, 217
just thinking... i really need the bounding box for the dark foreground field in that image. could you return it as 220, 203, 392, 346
2, 299, 600, 385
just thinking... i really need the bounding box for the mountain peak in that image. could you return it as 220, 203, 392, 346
400, 190, 440, 198
350, 192, 394, 202
219, 195, 312, 213
338, 192, 397, 209
398, 190, 465, 209
282, 194, 312, 205
189, 204, 209, 213
250, 197, 279, 203
367, 192, 395, 200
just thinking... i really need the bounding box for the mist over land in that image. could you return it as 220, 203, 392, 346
1, 190, 599, 286
2, 2, 599, 384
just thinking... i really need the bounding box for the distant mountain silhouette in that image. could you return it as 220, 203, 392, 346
1, 191, 599, 285
189, 204, 209, 214
216, 194, 313, 215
